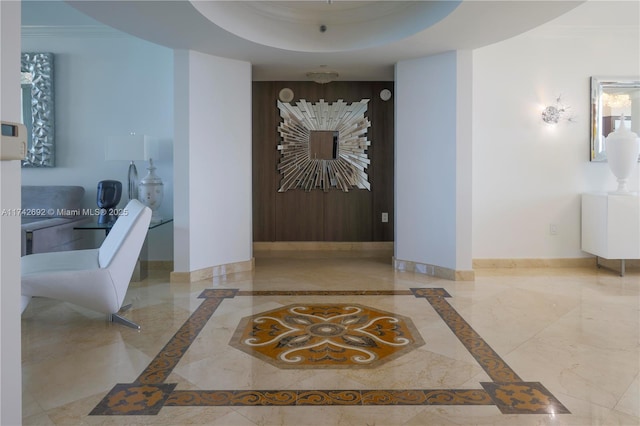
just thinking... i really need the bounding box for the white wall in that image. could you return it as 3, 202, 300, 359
21, 28, 174, 260
0, 2, 23, 423
174, 51, 252, 273
472, 1, 640, 260
456, 50, 473, 270
395, 50, 473, 272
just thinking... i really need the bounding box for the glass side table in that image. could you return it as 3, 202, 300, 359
74, 217, 173, 236
74, 217, 173, 280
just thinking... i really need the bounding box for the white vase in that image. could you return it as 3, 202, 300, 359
605, 116, 639, 194
138, 158, 164, 222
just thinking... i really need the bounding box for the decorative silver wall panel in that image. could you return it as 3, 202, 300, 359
277, 99, 371, 192
21, 52, 55, 167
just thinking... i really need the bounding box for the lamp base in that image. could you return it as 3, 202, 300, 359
128, 161, 139, 201
139, 158, 164, 222
609, 187, 638, 196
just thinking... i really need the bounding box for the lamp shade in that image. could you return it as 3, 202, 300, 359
143, 138, 159, 161
105, 134, 149, 161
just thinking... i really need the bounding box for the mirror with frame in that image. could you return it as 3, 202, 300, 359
21, 52, 55, 167
590, 76, 640, 162
277, 99, 371, 192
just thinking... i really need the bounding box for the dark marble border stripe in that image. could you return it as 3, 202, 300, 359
165, 389, 494, 407
411, 287, 522, 383
237, 290, 414, 296
135, 289, 238, 385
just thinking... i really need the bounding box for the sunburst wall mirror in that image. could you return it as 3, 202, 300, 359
277, 99, 371, 192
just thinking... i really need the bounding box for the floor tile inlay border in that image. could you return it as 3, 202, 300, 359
90, 288, 570, 416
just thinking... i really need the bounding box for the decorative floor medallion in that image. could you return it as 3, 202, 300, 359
90, 288, 570, 416
229, 304, 424, 368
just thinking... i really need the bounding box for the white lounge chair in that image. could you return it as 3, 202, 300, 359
21, 199, 152, 329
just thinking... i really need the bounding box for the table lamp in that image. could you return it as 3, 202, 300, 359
105, 133, 149, 201
138, 139, 164, 223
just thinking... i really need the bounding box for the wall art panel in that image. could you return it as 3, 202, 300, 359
277, 99, 371, 192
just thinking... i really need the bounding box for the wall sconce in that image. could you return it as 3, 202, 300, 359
541, 95, 573, 124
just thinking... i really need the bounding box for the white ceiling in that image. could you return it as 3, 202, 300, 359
23, 0, 588, 81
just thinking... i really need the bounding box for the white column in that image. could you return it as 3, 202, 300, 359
0, 1, 23, 424
172, 50, 253, 278
455, 50, 473, 272
394, 50, 473, 279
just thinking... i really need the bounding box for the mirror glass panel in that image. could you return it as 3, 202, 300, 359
309, 130, 339, 160
277, 99, 371, 192
21, 52, 55, 167
590, 76, 640, 162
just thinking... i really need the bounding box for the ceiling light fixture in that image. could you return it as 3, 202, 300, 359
603, 93, 631, 110
306, 71, 339, 84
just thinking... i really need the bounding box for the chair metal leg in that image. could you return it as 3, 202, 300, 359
109, 304, 140, 329
110, 313, 141, 329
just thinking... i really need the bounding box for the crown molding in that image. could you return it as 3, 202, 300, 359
21, 25, 126, 38
533, 24, 638, 39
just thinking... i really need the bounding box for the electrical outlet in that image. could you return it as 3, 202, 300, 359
549, 224, 558, 235
381, 212, 389, 223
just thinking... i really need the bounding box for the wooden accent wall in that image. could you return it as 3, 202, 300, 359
252, 81, 394, 242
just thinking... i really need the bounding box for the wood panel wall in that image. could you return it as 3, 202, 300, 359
252, 81, 394, 242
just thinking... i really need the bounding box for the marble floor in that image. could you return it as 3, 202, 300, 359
21, 255, 640, 425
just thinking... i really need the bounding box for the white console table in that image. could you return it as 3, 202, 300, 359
581, 193, 640, 276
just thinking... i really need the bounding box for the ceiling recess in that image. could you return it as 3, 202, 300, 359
189, 1, 462, 52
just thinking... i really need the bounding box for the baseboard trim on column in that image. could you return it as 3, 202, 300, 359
472, 258, 597, 269
140, 260, 174, 271
170, 258, 255, 283
393, 257, 475, 281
